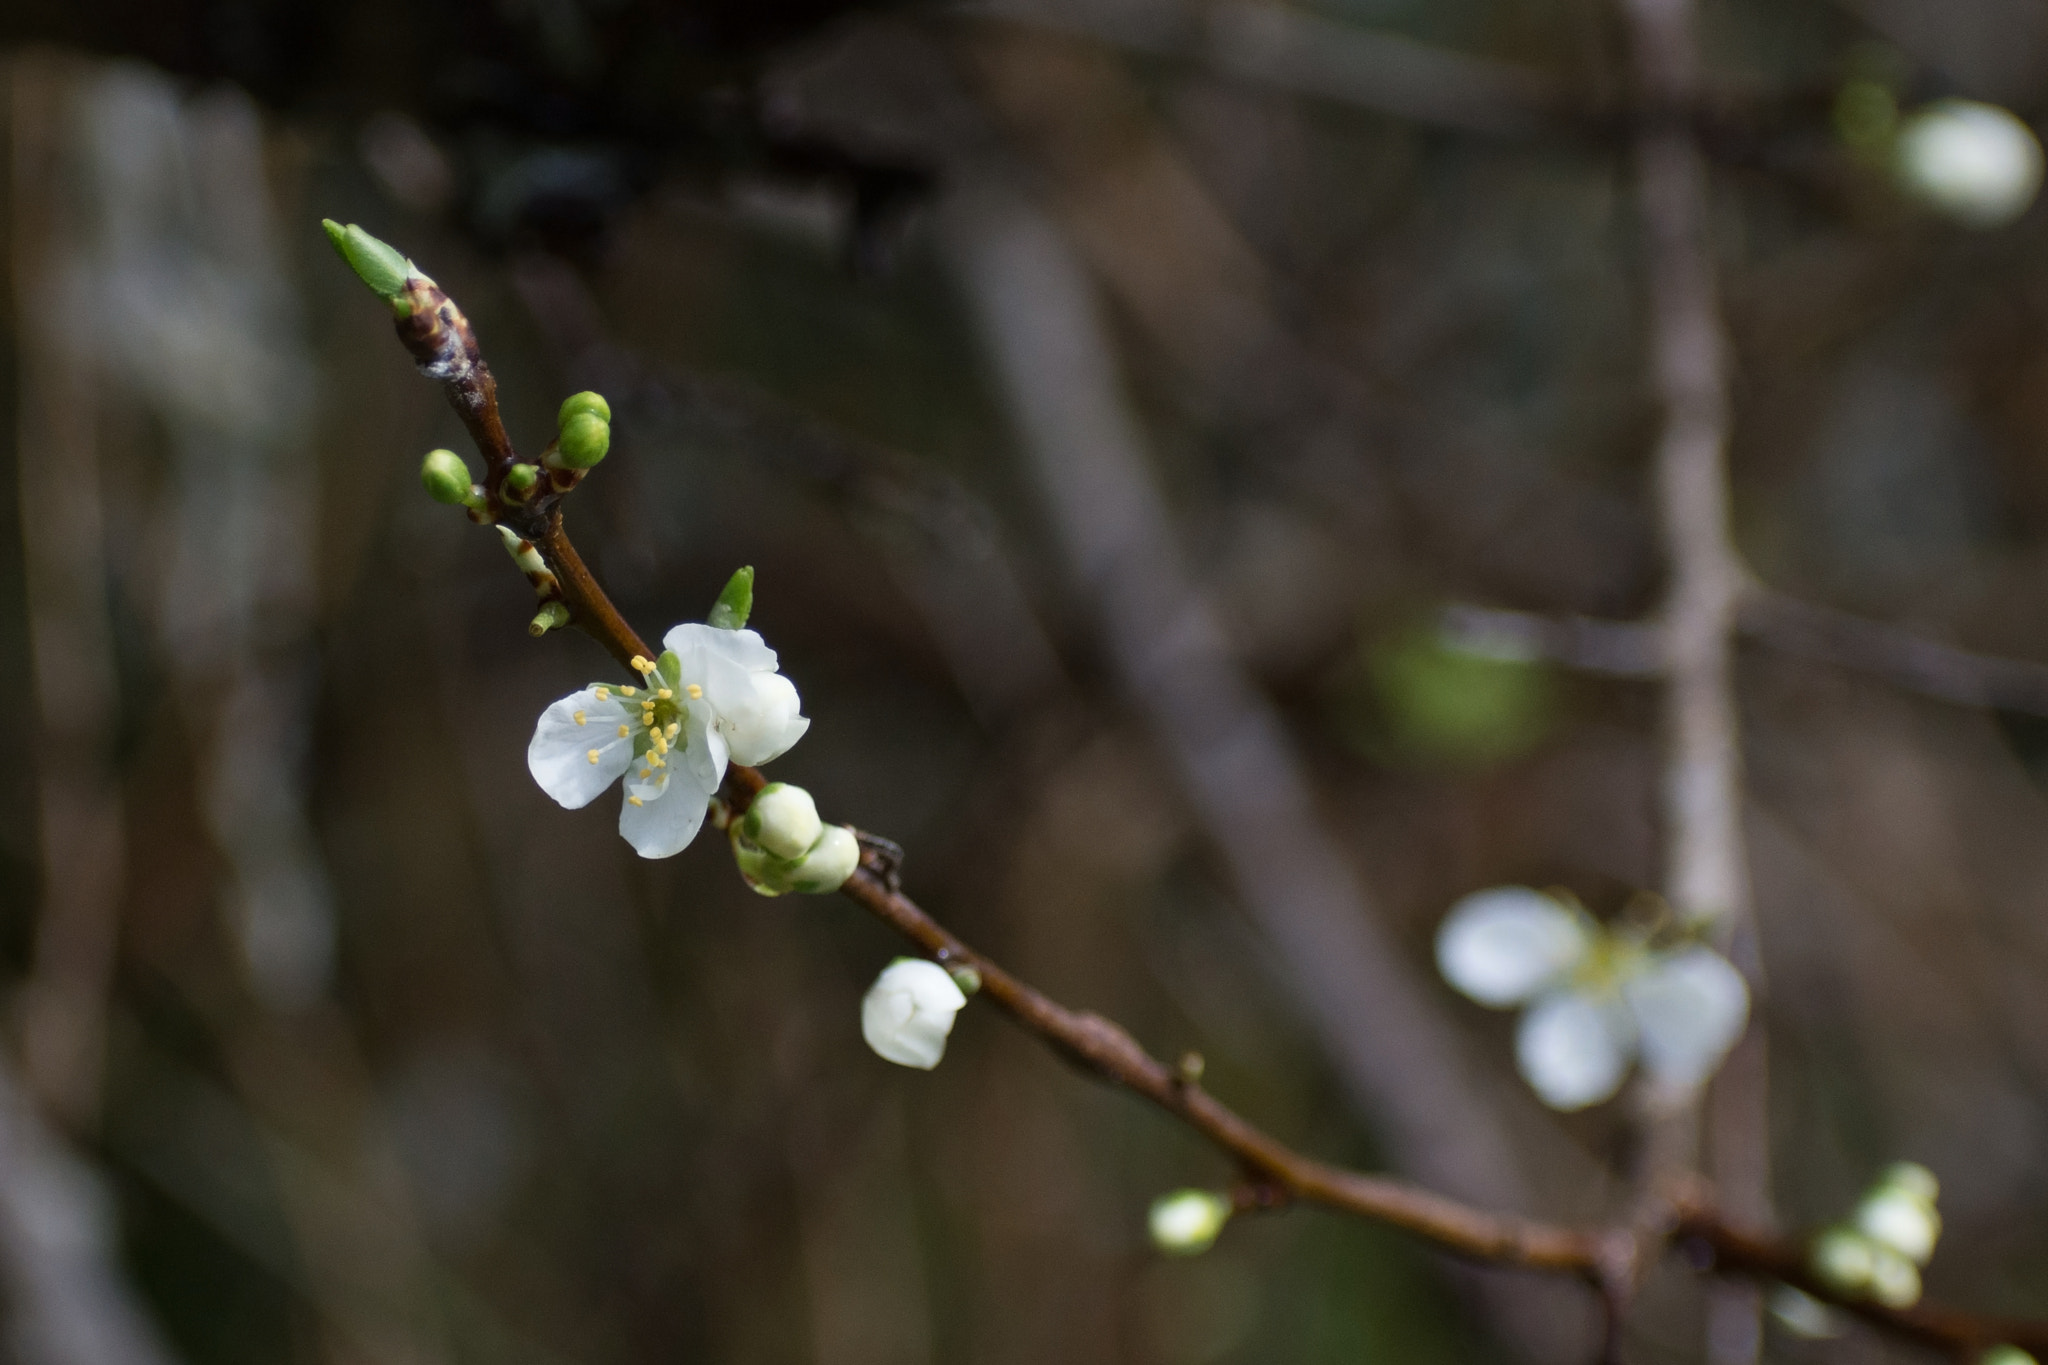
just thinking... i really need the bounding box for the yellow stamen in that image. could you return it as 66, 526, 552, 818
652, 733, 668, 754
620, 685, 637, 697
573, 710, 587, 725
686, 684, 702, 699
638, 768, 651, 780
594, 687, 610, 700
586, 749, 600, 764
665, 722, 679, 738
628, 795, 644, 807
630, 655, 656, 675
656, 688, 672, 700
649, 754, 665, 768
618, 725, 630, 737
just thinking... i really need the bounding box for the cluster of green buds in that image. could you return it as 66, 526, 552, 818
1810, 1162, 1941, 1308
1148, 1189, 1233, 1257
731, 783, 861, 896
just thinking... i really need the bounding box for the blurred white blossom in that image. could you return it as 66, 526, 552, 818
1148, 1190, 1232, 1256
861, 960, 968, 1069
1895, 99, 2044, 228
1436, 888, 1749, 1110
1810, 1162, 1942, 1309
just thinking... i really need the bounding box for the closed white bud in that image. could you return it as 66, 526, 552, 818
1895, 99, 2044, 228
745, 783, 823, 861
1856, 1185, 1940, 1265
786, 825, 859, 894
1877, 1161, 1938, 1204
861, 959, 967, 1069
1867, 1246, 1923, 1309
1811, 1227, 1876, 1293
1148, 1189, 1231, 1256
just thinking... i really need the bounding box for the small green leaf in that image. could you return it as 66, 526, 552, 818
322, 219, 412, 301
657, 650, 682, 687
708, 566, 754, 630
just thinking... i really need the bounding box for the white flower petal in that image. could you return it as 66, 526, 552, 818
664, 621, 778, 674
1516, 989, 1632, 1110
719, 671, 809, 767
861, 959, 968, 1069
618, 771, 712, 859
1624, 946, 1749, 1092
1896, 99, 2044, 228
528, 690, 635, 809
1856, 1188, 1941, 1264
1436, 888, 1592, 1007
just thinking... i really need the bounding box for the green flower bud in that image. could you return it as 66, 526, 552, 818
557, 411, 610, 469
504, 463, 540, 500
558, 390, 612, 428
744, 783, 823, 861
785, 825, 859, 894
709, 566, 754, 630
1148, 1190, 1231, 1257
420, 448, 473, 504
730, 830, 788, 898
322, 219, 413, 302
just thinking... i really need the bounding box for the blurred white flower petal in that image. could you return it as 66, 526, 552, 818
1436, 887, 1590, 1008
1516, 989, 1631, 1110
1895, 99, 2044, 228
1624, 946, 1749, 1091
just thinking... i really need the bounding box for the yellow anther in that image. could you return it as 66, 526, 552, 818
630, 655, 656, 675
686, 684, 703, 699
594, 687, 610, 700
649, 754, 665, 768
617, 724, 630, 737
652, 733, 668, 754
665, 722, 679, 738
586, 749, 600, 765
656, 688, 672, 700
573, 710, 587, 725
620, 685, 637, 697
628, 796, 644, 807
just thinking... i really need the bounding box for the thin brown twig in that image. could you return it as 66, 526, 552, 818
368, 258, 2048, 1362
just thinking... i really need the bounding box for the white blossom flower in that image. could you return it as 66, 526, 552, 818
528, 625, 809, 859
1895, 99, 2044, 228
1148, 1190, 1232, 1256
861, 959, 968, 1069
1436, 887, 1749, 1111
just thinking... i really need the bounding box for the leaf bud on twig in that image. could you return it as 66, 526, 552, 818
708, 566, 754, 630
529, 602, 571, 637
504, 463, 540, 502
322, 219, 415, 313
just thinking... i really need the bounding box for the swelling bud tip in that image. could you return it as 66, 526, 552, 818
1148, 1190, 1231, 1256
709, 566, 754, 630
504, 463, 540, 500
322, 219, 413, 303
420, 449, 473, 504
557, 411, 610, 469
558, 390, 612, 427
744, 783, 823, 861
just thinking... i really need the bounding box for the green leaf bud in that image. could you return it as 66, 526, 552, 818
420, 448, 473, 504
656, 650, 682, 688
322, 219, 413, 302
557, 411, 611, 469
505, 463, 540, 500
558, 390, 612, 428
529, 601, 571, 637
743, 783, 823, 861
785, 825, 859, 894
709, 566, 754, 630
1148, 1190, 1231, 1257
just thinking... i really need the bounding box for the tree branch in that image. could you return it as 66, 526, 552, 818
363, 253, 2048, 1362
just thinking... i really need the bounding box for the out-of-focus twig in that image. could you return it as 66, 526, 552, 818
958, 0, 1560, 137
1620, 0, 1768, 1358
10, 55, 125, 1130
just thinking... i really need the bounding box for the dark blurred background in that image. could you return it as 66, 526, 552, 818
1, 1, 2047, 1362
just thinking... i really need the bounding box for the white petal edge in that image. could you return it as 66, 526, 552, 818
663, 621, 778, 673
1516, 989, 1632, 1111
528, 690, 635, 809
1624, 946, 1749, 1092
1437, 887, 1591, 1007
618, 772, 713, 859
721, 672, 809, 767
